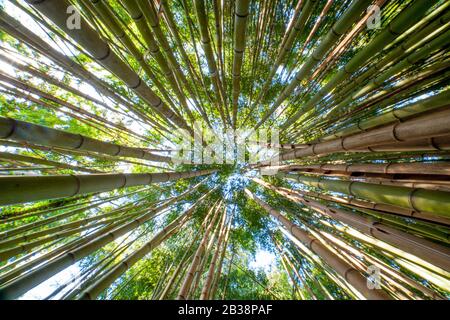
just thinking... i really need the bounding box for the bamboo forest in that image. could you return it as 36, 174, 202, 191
0, 0, 449, 301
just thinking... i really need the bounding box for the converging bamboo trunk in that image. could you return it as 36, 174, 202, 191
0, 0, 448, 301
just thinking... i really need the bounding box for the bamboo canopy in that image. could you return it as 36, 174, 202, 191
25, 0, 191, 132
0, 0, 449, 301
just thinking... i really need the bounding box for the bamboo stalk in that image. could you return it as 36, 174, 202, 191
282, 0, 438, 130
253, 0, 373, 128
0, 198, 149, 250
0, 169, 215, 206
296, 193, 450, 271
244, 189, 391, 299
91, 0, 192, 119
322, 88, 450, 141
268, 103, 450, 163
159, 0, 212, 126
282, 169, 450, 192
0, 51, 136, 122
158, 236, 199, 300
277, 162, 450, 176
0, 179, 206, 299
0, 10, 168, 129
135, 0, 199, 105
313, 1, 450, 125
25, 0, 191, 132
0, 190, 146, 239
254, 178, 450, 271
249, 0, 317, 120
0, 140, 172, 171
78, 189, 214, 299
276, 183, 450, 230
0, 116, 171, 163
282, 173, 450, 218
0, 151, 101, 173
208, 215, 233, 299
231, 0, 250, 128
177, 201, 223, 299
0, 212, 137, 262
192, 0, 228, 125
189, 214, 222, 299
320, 33, 450, 132
0, 71, 147, 142
310, 231, 413, 299
318, 231, 444, 299
200, 208, 227, 299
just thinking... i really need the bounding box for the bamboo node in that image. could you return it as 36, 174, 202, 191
129, 77, 141, 90
392, 110, 403, 122
67, 251, 77, 263
388, 23, 401, 36
96, 44, 111, 62
383, 163, 392, 174
343, 65, 353, 75
2, 118, 17, 139
343, 268, 358, 281
289, 224, 296, 235
235, 12, 249, 19
131, 13, 144, 21
311, 144, 318, 156
70, 174, 82, 197
72, 134, 85, 150
347, 181, 356, 196
345, 164, 351, 172
121, 174, 127, 188
330, 26, 342, 37
368, 220, 380, 237
111, 145, 121, 156
340, 137, 349, 151
356, 120, 365, 132
390, 122, 403, 142
428, 137, 442, 151
307, 238, 318, 249
407, 188, 421, 212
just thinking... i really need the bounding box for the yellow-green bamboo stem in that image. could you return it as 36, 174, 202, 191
0, 169, 215, 206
